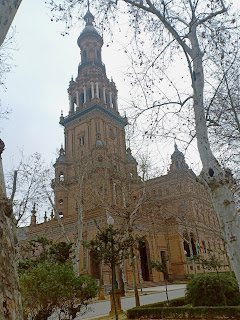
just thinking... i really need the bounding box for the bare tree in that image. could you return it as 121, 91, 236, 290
206, 51, 240, 174
6, 152, 53, 226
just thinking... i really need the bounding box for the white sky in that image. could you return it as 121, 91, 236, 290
1, 0, 238, 180
1, 0, 135, 172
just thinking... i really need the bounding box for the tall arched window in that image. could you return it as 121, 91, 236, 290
183, 232, 197, 257
88, 88, 92, 100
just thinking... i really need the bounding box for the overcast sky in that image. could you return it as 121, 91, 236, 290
2, 0, 238, 180
1, 0, 135, 172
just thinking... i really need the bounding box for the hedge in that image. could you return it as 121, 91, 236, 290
127, 305, 240, 319
140, 297, 186, 308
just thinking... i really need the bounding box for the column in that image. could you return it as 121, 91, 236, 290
83, 86, 87, 103
69, 94, 74, 113
91, 82, 94, 99
109, 91, 113, 108
76, 91, 80, 109
95, 82, 99, 99
103, 87, 106, 104
115, 96, 118, 111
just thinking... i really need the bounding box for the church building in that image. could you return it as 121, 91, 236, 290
21, 9, 227, 285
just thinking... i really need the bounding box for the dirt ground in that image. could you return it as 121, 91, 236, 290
87, 313, 128, 320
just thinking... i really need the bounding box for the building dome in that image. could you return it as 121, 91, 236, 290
77, 9, 103, 47
56, 146, 66, 163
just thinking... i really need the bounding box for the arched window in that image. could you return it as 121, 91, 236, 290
89, 88, 92, 100
59, 212, 64, 218
183, 232, 197, 257
59, 199, 64, 205
59, 172, 64, 182
80, 93, 84, 104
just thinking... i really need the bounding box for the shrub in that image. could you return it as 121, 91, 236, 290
140, 297, 186, 308
185, 273, 240, 306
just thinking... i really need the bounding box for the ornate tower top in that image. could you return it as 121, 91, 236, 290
57, 8, 128, 167
169, 143, 189, 172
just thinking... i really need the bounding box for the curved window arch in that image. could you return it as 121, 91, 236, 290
183, 232, 197, 257
59, 172, 64, 182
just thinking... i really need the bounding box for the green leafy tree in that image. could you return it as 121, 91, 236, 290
86, 225, 132, 320
19, 237, 97, 319
150, 254, 169, 303
20, 261, 97, 320
19, 236, 73, 272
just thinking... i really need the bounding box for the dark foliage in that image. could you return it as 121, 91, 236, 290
127, 305, 240, 319
185, 273, 240, 306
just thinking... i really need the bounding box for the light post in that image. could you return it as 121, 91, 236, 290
107, 215, 118, 290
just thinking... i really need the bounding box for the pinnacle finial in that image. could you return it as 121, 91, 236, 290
174, 139, 178, 150
84, 2, 94, 26
31, 203, 36, 215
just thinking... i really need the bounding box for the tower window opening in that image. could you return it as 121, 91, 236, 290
97, 50, 100, 60
183, 232, 197, 257
59, 212, 64, 218
95, 122, 100, 133
89, 88, 92, 100
175, 161, 179, 168
59, 199, 64, 205
59, 172, 64, 182
80, 93, 84, 104
79, 136, 85, 146
83, 50, 87, 60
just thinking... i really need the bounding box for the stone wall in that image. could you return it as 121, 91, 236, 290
0, 191, 23, 320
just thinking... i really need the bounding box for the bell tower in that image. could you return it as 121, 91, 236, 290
59, 8, 128, 164
53, 8, 135, 219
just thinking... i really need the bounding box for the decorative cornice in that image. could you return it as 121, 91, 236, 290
60, 104, 128, 128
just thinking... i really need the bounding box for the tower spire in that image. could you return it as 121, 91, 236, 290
83, 3, 94, 26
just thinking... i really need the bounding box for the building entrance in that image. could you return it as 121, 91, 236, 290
139, 241, 150, 281
90, 251, 100, 279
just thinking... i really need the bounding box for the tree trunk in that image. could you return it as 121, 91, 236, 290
189, 30, 240, 289
0, 0, 22, 46
116, 265, 125, 296
130, 247, 140, 307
